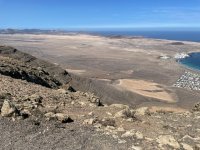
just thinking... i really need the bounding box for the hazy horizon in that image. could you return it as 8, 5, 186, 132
1, 27, 200, 32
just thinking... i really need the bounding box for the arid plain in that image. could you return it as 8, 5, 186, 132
0, 33, 200, 111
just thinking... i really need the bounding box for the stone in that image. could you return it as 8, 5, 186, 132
145, 137, 153, 141
55, 113, 73, 123
121, 129, 135, 138
131, 145, 142, 150
181, 143, 193, 150
134, 107, 150, 116
118, 139, 127, 144
126, 118, 134, 122
57, 89, 68, 94
121, 130, 143, 140
106, 112, 112, 116
100, 118, 116, 127
114, 108, 134, 118
1, 100, 19, 117
45, 112, 56, 119
83, 93, 102, 106
29, 94, 43, 103
112, 134, 118, 139
117, 127, 125, 132
90, 96, 102, 106
83, 118, 97, 125
156, 135, 180, 149
182, 111, 192, 117
88, 112, 94, 116
135, 131, 144, 140
45, 112, 73, 123
105, 126, 116, 131
78, 101, 86, 106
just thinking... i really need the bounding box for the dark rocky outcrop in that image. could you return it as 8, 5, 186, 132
0, 46, 72, 89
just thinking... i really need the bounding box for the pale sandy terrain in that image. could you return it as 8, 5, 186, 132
0, 34, 200, 109
66, 69, 86, 75
116, 79, 175, 103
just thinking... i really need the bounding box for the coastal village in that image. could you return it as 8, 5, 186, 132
172, 52, 200, 91
173, 71, 200, 90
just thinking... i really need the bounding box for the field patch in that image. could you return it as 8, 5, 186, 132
116, 79, 176, 103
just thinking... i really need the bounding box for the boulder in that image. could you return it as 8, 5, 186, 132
181, 143, 193, 150
134, 107, 150, 116
89, 96, 102, 106
1, 100, 19, 117
45, 112, 73, 123
114, 108, 135, 118
55, 113, 73, 123
85, 93, 102, 106
156, 135, 180, 149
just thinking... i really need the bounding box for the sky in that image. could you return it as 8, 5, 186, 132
0, 0, 200, 29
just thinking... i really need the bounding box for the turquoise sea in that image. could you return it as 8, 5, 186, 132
180, 53, 200, 71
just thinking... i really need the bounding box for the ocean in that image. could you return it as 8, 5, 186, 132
87, 30, 200, 42
180, 53, 200, 71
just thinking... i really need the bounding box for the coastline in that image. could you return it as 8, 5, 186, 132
178, 52, 200, 73
1, 29, 200, 43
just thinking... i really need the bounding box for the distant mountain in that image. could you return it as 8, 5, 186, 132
0, 28, 79, 35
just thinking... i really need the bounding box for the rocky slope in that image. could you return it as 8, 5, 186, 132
0, 46, 200, 150
0, 46, 72, 89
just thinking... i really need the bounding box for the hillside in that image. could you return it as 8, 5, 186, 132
0, 46, 200, 150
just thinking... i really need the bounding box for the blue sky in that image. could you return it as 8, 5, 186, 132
0, 0, 200, 29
